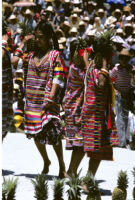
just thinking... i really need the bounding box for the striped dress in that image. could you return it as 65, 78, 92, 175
81, 65, 119, 160
24, 50, 65, 144
64, 64, 85, 149
2, 41, 13, 136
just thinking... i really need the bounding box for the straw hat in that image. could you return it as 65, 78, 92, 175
79, 20, 86, 26
58, 37, 67, 44
105, 16, 117, 26
25, 9, 33, 16
63, 21, 71, 27
87, 30, 95, 36
72, 0, 81, 4
8, 14, 17, 22
97, 8, 104, 13
46, 6, 53, 12
119, 48, 132, 57
114, 9, 121, 14
70, 27, 77, 33
83, 16, 89, 22
111, 36, 125, 44
73, 7, 82, 13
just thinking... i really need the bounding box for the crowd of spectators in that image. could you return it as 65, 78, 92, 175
2, 0, 135, 147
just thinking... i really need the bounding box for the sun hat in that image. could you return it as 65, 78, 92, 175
25, 9, 33, 16
70, 27, 77, 33
73, 7, 82, 13
8, 14, 17, 22
97, 8, 104, 13
46, 6, 53, 12
63, 21, 71, 27
87, 30, 95, 36
123, 6, 131, 12
58, 37, 67, 44
105, 16, 117, 26
79, 20, 86, 26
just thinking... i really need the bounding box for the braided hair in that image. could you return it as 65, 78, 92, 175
70, 38, 88, 68
35, 20, 59, 50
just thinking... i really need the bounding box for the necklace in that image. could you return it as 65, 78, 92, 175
31, 51, 50, 73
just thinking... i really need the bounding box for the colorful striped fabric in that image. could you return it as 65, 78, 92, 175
81, 65, 119, 160
24, 50, 65, 142
64, 64, 85, 149
2, 42, 13, 135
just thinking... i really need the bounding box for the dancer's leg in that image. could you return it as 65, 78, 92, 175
67, 147, 85, 177
88, 158, 101, 177
53, 140, 65, 178
34, 139, 51, 174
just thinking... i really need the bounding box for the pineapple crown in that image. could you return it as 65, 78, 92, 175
18, 20, 33, 37
117, 170, 128, 191
66, 170, 82, 200
83, 172, 100, 196
53, 178, 64, 200
2, 177, 18, 200
31, 174, 48, 200
93, 29, 115, 66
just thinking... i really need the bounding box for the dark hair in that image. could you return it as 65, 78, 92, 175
70, 38, 87, 62
35, 20, 59, 50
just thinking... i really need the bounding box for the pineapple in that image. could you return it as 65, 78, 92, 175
18, 20, 35, 52
112, 170, 128, 200
132, 167, 135, 200
31, 174, 48, 200
2, 177, 18, 200
53, 178, 64, 200
82, 172, 101, 200
66, 170, 82, 200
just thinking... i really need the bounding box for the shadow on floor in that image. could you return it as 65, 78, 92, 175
14, 173, 58, 180
2, 169, 15, 176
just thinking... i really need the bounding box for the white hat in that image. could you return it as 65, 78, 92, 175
63, 21, 71, 27
105, 16, 117, 25
98, 8, 104, 13
72, 0, 81, 4
83, 16, 89, 22
114, 9, 121, 13
125, 23, 133, 27
79, 20, 86, 26
111, 36, 125, 44
70, 27, 77, 33
46, 6, 53, 12
58, 37, 67, 44
71, 13, 78, 18
16, 69, 23, 73
8, 14, 17, 21
14, 83, 19, 90
116, 28, 123, 34
87, 30, 95, 36
25, 9, 33, 16
126, 16, 133, 21
73, 7, 82, 13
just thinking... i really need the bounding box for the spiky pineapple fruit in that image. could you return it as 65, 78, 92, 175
112, 170, 128, 200
83, 172, 101, 200
31, 174, 48, 200
132, 167, 135, 200
66, 170, 82, 200
53, 178, 64, 200
2, 177, 18, 200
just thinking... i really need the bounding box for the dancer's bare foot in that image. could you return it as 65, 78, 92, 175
42, 160, 51, 174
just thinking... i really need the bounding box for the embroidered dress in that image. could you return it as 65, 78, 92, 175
64, 64, 85, 149
24, 50, 65, 144
2, 41, 13, 136
81, 65, 119, 160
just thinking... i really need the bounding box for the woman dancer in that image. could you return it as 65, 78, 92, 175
64, 38, 91, 176
12, 20, 66, 178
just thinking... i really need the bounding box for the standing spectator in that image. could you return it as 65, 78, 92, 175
110, 48, 133, 148
2, 18, 13, 140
